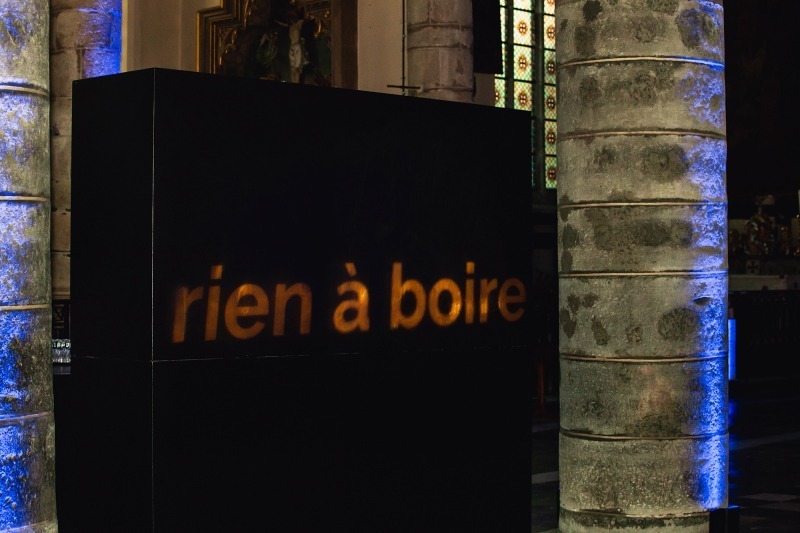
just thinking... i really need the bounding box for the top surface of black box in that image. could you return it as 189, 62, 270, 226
71, 68, 532, 361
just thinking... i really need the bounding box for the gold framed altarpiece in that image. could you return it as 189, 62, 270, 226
197, 0, 357, 88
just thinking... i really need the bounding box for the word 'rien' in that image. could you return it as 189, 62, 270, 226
172, 262, 526, 343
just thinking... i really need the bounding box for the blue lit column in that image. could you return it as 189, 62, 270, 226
556, 0, 727, 530
1, 0, 59, 530
50, 0, 122, 359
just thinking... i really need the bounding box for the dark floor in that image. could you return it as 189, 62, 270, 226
531, 378, 800, 532
53, 364, 798, 531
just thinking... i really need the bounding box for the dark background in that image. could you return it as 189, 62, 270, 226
725, 2, 800, 219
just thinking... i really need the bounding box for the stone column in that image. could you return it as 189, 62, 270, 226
49, 0, 121, 354
407, 0, 473, 102
556, 0, 727, 531
0, 0, 59, 530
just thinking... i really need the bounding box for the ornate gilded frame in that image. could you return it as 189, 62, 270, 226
197, 0, 357, 88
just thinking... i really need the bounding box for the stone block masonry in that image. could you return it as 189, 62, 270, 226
49, 0, 121, 302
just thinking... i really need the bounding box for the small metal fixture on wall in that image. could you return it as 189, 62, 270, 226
386, 0, 419, 95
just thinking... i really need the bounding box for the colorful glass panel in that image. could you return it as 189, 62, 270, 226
545, 120, 557, 155
500, 6, 507, 43
513, 9, 532, 46
543, 4, 557, 188
494, 78, 506, 107
514, 81, 533, 111
545, 156, 558, 188
544, 15, 556, 49
544, 49, 557, 85
514, 46, 533, 81
544, 85, 557, 120
514, 0, 532, 11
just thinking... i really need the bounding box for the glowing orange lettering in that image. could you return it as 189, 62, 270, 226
498, 279, 526, 322
172, 286, 204, 343
390, 262, 426, 330
273, 283, 312, 336
224, 283, 269, 339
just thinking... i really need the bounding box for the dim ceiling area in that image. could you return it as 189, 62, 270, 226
725, 2, 800, 219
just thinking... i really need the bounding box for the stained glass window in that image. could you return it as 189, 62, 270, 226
542, 0, 557, 188
495, 0, 557, 189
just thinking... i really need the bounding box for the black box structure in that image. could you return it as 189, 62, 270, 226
66, 69, 534, 532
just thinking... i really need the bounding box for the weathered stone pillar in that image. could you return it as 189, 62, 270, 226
556, 0, 727, 530
0, 0, 59, 530
49, 0, 121, 353
407, 0, 473, 102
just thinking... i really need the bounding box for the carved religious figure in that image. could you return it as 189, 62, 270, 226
199, 0, 332, 86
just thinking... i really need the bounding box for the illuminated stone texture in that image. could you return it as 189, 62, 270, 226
0, 414, 57, 531
1, 0, 58, 530
407, 0, 474, 102
556, 0, 727, 530
0, 201, 50, 310
49, 0, 121, 300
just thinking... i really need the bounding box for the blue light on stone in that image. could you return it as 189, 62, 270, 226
686, 138, 727, 201
73, 6, 123, 78
728, 318, 736, 381
0, 432, 22, 526
0, 413, 56, 529
680, 67, 726, 130
1, 0, 56, 527
0, 202, 50, 307
0, 421, 30, 528
694, 434, 729, 509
